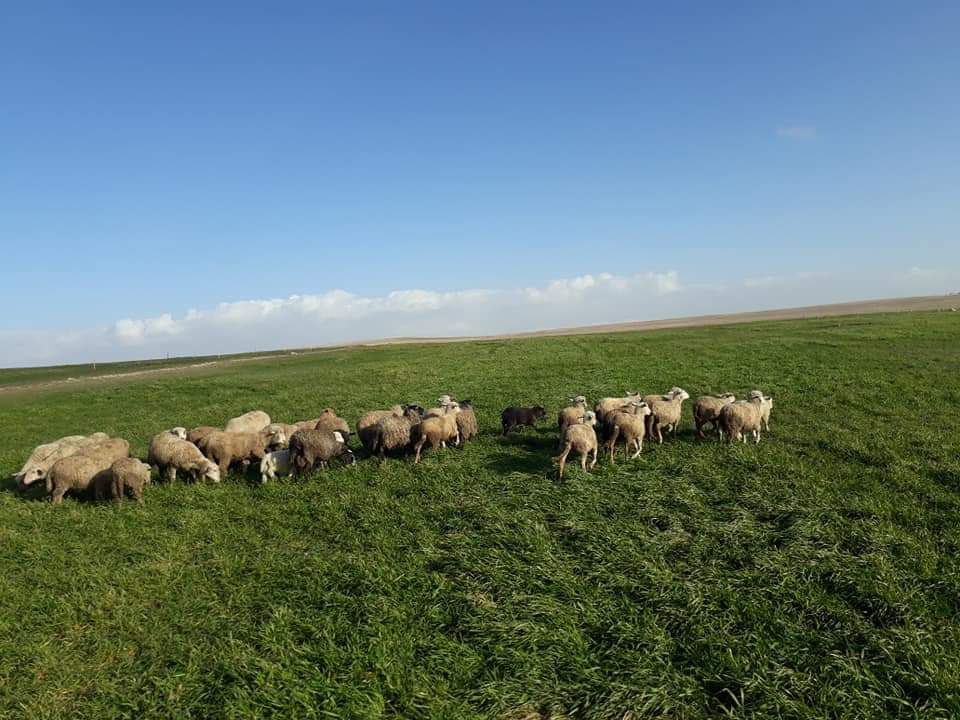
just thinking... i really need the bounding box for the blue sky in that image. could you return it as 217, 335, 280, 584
1, 1, 958, 366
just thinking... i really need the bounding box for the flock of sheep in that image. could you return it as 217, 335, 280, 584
11, 388, 774, 503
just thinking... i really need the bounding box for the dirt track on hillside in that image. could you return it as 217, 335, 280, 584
3, 295, 956, 395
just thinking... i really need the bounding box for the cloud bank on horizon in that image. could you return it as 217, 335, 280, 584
2, 267, 956, 368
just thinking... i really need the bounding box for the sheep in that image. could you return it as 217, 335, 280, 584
557, 395, 588, 440
15, 433, 111, 489
500, 405, 547, 434
224, 410, 272, 434
646, 388, 691, 444
455, 400, 478, 446
46, 438, 130, 504
147, 430, 222, 483
594, 392, 641, 423
692, 393, 737, 439
199, 430, 278, 477
371, 407, 422, 458
313, 409, 351, 444
554, 411, 599, 480
288, 429, 355, 476
605, 400, 653, 462
718, 395, 770, 444
413, 403, 461, 463
424, 395, 455, 419
187, 426, 220, 447
263, 423, 302, 445
102, 457, 151, 503
357, 404, 423, 452
260, 449, 291, 484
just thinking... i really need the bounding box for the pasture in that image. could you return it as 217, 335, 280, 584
1, 311, 958, 719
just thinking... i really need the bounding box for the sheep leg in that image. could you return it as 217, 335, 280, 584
50, 483, 66, 505
580, 450, 588, 472
414, 437, 426, 464
630, 439, 642, 460
589, 447, 597, 470
754, 429, 761, 444
555, 443, 572, 480
607, 426, 620, 464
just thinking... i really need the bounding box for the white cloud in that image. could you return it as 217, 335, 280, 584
776, 125, 818, 141
1, 266, 955, 368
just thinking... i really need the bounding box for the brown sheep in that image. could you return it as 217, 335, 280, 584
314, 409, 351, 443
455, 400, 479, 446
288, 429, 355, 476
358, 404, 424, 452
554, 412, 598, 480
372, 407, 422, 458
413, 404, 461, 463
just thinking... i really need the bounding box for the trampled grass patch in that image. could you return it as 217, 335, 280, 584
1, 312, 958, 718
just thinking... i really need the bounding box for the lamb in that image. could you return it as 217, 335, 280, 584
15, 432, 111, 489
288, 429, 355, 476
46, 438, 130, 504
371, 406, 422, 458
187, 426, 220, 447
718, 395, 771, 444
605, 400, 653, 462
554, 411, 599, 480
147, 430, 222, 483
557, 395, 588, 438
199, 430, 278, 477
455, 400, 478, 446
413, 403, 461, 463
224, 410, 272, 434
500, 405, 546, 434
313, 409, 351, 444
646, 388, 691, 444
260, 449, 291, 483
100, 457, 152, 503
692, 393, 737, 439
594, 392, 641, 424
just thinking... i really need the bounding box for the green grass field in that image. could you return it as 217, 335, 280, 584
1, 311, 959, 719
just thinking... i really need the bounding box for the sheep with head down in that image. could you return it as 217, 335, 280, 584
148, 430, 221, 483
692, 393, 737, 439
413, 402, 461, 463
15, 432, 111, 491
46, 438, 130, 505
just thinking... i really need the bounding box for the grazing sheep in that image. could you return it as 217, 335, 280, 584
105, 457, 151, 503
413, 404, 461, 463
718, 395, 773, 444
646, 388, 691, 444
16, 433, 111, 489
288, 429, 355, 476
148, 430, 222, 483
224, 410, 272, 434
605, 401, 653, 462
692, 393, 737, 439
199, 430, 277, 477
187, 426, 220, 447
260, 449, 291, 483
314, 409, 351, 444
555, 411, 599, 480
557, 395, 588, 439
372, 406, 422, 458
263, 423, 302, 446
46, 439, 130, 504
500, 405, 546, 434
455, 400, 479, 446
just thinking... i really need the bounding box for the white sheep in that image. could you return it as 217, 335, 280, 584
224, 410, 272, 434
260, 449, 291, 484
